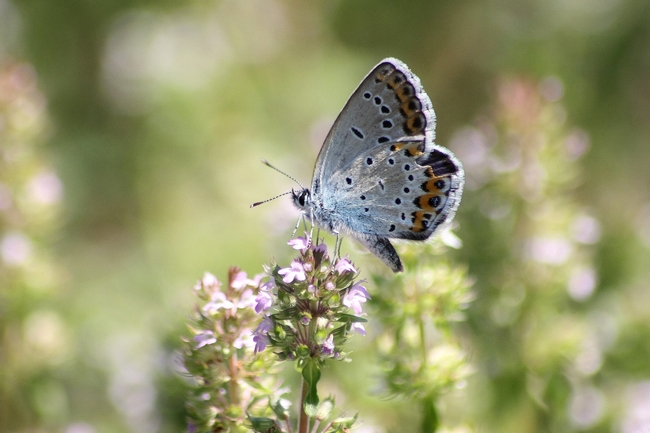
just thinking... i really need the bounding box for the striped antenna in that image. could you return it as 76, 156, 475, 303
249, 160, 305, 208
250, 191, 292, 208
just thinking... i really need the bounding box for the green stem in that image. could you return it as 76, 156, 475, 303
298, 376, 310, 433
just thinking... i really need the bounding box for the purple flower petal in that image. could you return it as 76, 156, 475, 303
237, 288, 257, 309
233, 332, 255, 349
312, 242, 328, 256
343, 283, 370, 314
203, 292, 235, 312
201, 272, 219, 288
194, 330, 217, 348
335, 258, 356, 274
254, 291, 273, 313
321, 334, 335, 356
254, 317, 273, 335
253, 334, 270, 354
288, 237, 309, 250
231, 271, 249, 290
278, 260, 306, 283
351, 322, 366, 336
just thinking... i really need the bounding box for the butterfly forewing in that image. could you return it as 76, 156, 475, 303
314, 58, 436, 194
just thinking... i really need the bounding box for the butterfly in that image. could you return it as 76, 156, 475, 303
290, 58, 464, 272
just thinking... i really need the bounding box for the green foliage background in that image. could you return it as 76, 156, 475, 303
1, 0, 649, 431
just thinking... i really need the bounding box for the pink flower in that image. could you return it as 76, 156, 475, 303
252, 318, 273, 354
233, 332, 255, 349
335, 258, 356, 274
231, 271, 264, 290
253, 334, 270, 354
312, 242, 328, 255
195, 272, 219, 291
343, 283, 370, 314
288, 237, 310, 251
255, 291, 273, 313
321, 334, 335, 356
203, 291, 234, 312
254, 317, 273, 335
278, 261, 307, 283
236, 288, 257, 309
351, 322, 366, 336
194, 330, 217, 348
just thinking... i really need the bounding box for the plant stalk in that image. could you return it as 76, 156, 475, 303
298, 376, 309, 433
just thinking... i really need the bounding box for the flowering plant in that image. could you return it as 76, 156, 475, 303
184, 236, 367, 433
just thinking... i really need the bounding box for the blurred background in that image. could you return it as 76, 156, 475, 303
1, 0, 650, 431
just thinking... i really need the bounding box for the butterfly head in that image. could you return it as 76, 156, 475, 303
291, 188, 311, 212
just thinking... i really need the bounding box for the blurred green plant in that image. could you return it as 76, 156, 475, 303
183, 269, 279, 432
0, 60, 64, 429
453, 77, 613, 431
370, 239, 474, 432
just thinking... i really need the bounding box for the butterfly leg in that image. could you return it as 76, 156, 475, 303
333, 232, 345, 262
307, 208, 315, 248
291, 214, 303, 239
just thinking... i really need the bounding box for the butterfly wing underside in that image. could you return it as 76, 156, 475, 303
308, 58, 464, 272
312, 58, 435, 192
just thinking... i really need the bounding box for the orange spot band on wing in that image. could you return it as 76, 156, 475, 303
421, 177, 444, 193
410, 211, 428, 232
405, 144, 424, 157
415, 194, 439, 211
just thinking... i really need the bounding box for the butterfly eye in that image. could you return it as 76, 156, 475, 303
298, 190, 310, 207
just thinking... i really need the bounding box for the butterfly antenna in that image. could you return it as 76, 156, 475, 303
261, 159, 305, 189
250, 191, 292, 208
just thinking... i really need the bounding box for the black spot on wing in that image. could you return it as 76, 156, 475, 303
351, 127, 364, 139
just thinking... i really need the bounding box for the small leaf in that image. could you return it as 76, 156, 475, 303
302, 358, 321, 417
269, 395, 291, 420
335, 313, 368, 323
246, 414, 278, 432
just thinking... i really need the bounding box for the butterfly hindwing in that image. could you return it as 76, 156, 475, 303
327, 138, 463, 240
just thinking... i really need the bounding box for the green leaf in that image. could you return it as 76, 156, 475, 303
421, 395, 439, 433
335, 313, 368, 323
302, 358, 321, 417
246, 414, 278, 432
